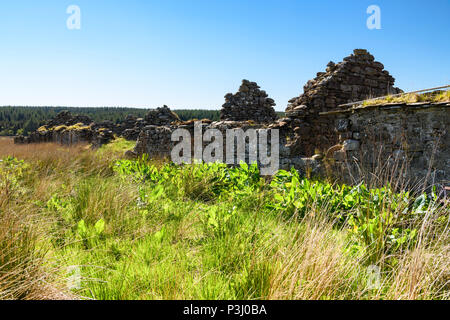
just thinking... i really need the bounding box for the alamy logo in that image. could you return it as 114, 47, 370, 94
66, 5, 81, 30
367, 5, 381, 30
366, 265, 381, 290
171, 121, 279, 176
66, 266, 81, 290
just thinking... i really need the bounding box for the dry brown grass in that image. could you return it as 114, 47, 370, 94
0, 138, 116, 178
264, 202, 449, 300
0, 138, 108, 300
362, 90, 450, 107
0, 169, 69, 299
384, 247, 449, 300
1, 138, 84, 166
0, 209, 43, 299
266, 217, 363, 299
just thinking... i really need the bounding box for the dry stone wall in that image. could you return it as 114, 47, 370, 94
144, 105, 180, 126
14, 111, 114, 148
12, 48, 449, 188
14, 105, 181, 147
122, 46, 448, 187
120, 105, 180, 140
127, 100, 449, 188
220, 80, 278, 123
126, 119, 290, 176
285, 49, 403, 156
328, 102, 450, 187
126, 125, 174, 158
286, 49, 402, 114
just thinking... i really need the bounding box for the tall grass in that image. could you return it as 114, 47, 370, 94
0, 137, 448, 300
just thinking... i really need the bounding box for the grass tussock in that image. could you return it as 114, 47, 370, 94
0, 137, 448, 300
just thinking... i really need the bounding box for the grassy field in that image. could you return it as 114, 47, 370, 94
0, 137, 448, 300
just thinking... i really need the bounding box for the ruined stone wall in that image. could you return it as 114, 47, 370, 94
329, 102, 450, 186
285, 49, 402, 156
14, 49, 447, 188
14, 105, 181, 147
124, 101, 449, 187
144, 105, 180, 125
220, 80, 278, 123
127, 125, 174, 158
120, 105, 180, 140
126, 120, 288, 175
127, 121, 266, 160
14, 111, 115, 148
286, 49, 401, 114
14, 125, 114, 148
283, 111, 337, 157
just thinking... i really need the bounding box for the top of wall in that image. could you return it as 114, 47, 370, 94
320, 101, 450, 116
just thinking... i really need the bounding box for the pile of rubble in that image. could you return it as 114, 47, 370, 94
45, 111, 92, 127
119, 115, 148, 141
220, 80, 278, 123
144, 105, 180, 126
121, 105, 180, 140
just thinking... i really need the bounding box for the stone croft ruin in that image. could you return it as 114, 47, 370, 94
15, 49, 449, 188
14, 105, 180, 147
13, 111, 115, 148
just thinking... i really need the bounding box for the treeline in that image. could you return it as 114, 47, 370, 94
0, 106, 284, 136
175, 109, 220, 121
0, 107, 221, 136
0, 107, 146, 136
175, 110, 285, 122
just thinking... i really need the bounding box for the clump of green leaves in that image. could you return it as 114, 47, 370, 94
113, 158, 443, 260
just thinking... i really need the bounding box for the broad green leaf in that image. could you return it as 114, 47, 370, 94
94, 218, 106, 235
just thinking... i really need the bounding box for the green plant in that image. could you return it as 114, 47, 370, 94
1, 148, 448, 300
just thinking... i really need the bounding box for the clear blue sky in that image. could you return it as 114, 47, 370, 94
0, 0, 449, 110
